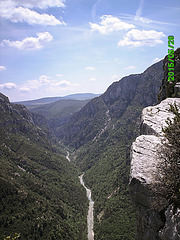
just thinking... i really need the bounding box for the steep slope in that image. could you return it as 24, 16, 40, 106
158, 48, 180, 101
57, 60, 163, 149
129, 98, 180, 240
55, 60, 164, 239
129, 48, 180, 240
0, 93, 88, 240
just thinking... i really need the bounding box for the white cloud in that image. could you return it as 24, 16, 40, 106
89, 78, 96, 82
90, 15, 135, 34
8, 7, 64, 25
39, 75, 51, 83
0, 82, 17, 90
111, 74, 120, 81
0, 0, 66, 25
52, 80, 78, 88
56, 74, 64, 77
19, 75, 52, 92
152, 57, 162, 63
118, 29, 165, 47
0, 65, 6, 71
134, 0, 152, 24
125, 66, 136, 70
135, 16, 152, 24
18, 74, 79, 93
136, 0, 144, 19
10, 0, 66, 9
2, 32, 53, 50
19, 80, 41, 92
86, 66, 95, 70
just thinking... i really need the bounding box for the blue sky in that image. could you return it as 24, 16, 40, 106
0, 0, 179, 101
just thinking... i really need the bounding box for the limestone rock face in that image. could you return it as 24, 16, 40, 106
140, 98, 179, 137
56, 60, 163, 148
129, 98, 180, 240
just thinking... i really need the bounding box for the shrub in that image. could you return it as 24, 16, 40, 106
157, 103, 180, 207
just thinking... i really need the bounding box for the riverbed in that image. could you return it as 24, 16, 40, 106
66, 152, 94, 240
79, 174, 94, 240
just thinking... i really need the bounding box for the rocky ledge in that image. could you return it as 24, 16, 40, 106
129, 98, 180, 240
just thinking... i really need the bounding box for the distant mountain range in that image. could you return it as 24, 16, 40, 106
14, 93, 100, 106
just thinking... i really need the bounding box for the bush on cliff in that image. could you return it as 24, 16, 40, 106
159, 103, 180, 207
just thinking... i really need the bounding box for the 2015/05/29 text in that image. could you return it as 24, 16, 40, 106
168, 35, 175, 82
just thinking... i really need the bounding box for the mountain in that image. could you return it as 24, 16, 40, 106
57, 60, 163, 148
129, 48, 180, 240
129, 97, 180, 240
0, 93, 88, 240
26, 98, 90, 123
62, 93, 101, 100
15, 93, 100, 106
158, 47, 180, 101
53, 60, 164, 239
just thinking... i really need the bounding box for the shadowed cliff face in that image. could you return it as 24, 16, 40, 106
129, 98, 180, 240
158, 48, 180, 102
56, 60, 163, 149
0, 92, 51, 140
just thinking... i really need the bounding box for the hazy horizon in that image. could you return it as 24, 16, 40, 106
0, 0, 179, 101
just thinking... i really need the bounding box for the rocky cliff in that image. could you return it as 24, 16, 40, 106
158, 48, 180, 102
129, 98, 180, 240
57, 60, 163, 148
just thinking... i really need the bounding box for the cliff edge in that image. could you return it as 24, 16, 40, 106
129, 98, 180, 240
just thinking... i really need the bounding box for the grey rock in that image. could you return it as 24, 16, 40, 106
129, 98, 180, 240
159, 205, 180, 240
140, 98, 180, 136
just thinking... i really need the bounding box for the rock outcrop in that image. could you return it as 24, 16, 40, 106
158, 48, 180, 102
129, 98, 180, 240
56, 60, 163, 148
0, 92, 49, 139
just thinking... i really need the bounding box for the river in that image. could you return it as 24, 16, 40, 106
79, 174, 94, 240
66, 151, 71, 161
66, 152, 94, 240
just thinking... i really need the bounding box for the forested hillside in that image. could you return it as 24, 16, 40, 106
0, 93, 88, 240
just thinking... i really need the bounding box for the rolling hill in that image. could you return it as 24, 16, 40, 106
15, 93, 100, 106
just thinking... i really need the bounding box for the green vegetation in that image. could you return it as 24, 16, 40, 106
157, 103, 180, 208
73, 104, 142, 240
0, 56, 166, 239
0, 94, 88, 240
4, 233, 20, 240
57, 59, 164, 239
27, 99, 90, 120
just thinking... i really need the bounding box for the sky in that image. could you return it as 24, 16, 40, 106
0, 0, 180, 102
